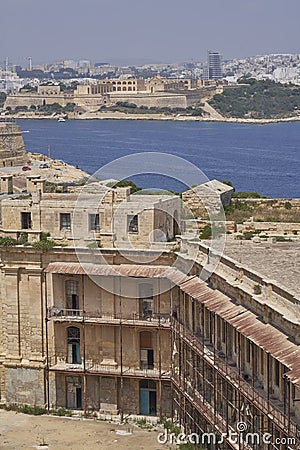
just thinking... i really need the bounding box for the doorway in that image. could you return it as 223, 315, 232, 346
66, 376, 82, 409
139, 380, 157, 415
67, 327, 81, 364
140, 331, 154, 369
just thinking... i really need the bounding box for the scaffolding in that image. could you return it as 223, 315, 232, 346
43, 266, 300, 449
45, 274, 170, 418
171, 318, 299, 450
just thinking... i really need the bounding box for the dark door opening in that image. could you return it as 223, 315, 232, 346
149, 391, 156, 415
147, 349, 154, 369
139, 380, 157, 416
76, 387, 82, 409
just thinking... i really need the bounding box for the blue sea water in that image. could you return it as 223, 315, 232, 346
17, 119, 300, 198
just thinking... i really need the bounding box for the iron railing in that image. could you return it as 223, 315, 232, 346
47, 307, 170, 327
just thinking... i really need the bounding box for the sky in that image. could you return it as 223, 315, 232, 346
1, 0, 300, 66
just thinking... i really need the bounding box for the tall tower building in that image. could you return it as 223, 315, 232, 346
207, 51, 222, 80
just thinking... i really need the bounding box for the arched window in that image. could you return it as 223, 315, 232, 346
67, 326, 81, 364
140, 331, 154, 369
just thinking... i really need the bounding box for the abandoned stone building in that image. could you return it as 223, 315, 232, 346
0, 176, 181, 249
0, 173, 300, 449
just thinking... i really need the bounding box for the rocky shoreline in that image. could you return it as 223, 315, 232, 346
2, 110, 300, 125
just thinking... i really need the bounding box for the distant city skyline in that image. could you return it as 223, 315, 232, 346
1, 0, 300, 66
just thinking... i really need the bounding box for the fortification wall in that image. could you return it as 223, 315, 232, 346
0, 123, 29, 167
108, 92, 188, 108
4, 93, 73, 109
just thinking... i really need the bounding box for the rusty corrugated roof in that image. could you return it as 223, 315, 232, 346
175, 275, 300, 382
45, 262, 178, 279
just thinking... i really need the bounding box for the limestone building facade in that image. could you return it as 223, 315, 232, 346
0, 178, 299, 450
0, 240, 300, 449
0, 177, 181, 249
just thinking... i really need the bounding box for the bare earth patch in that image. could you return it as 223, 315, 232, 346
0, 410, 169, 450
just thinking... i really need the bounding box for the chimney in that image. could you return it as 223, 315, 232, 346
114, 187, 131, 204
26, 175, 45, 194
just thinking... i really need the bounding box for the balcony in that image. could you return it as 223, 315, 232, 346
48, 355, 170, 379
172, 318, 299, 441
47, 307, 170, 328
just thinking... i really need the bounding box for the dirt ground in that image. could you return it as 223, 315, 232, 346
0, 410, 171, 450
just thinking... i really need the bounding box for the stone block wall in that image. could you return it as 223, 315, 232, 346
0, 123, 29, 167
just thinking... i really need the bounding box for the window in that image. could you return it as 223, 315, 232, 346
67, 327, 81, 364
221, 319, 226, 343
21, 212, 32, 229
66, 280, 79, 313
127, 214, 138, 233
260, 348, 264, 375
140, 331, 154, 370
60, 213, 71, 231
274, 359, 280, 386
139, 284, 154, 318
89, 213, 100, 231
246, 339, 251, 363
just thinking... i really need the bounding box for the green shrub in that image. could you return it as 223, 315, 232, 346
232, 192, 266, 199
0, 403, 47, 415
32, 240, 56, 251
50, 407, 72, 417
253, 284, 262, 295
243, 231, 254, 240
200, 225, 212, 240
275, 236, 291, 242
0, 237, 18, 247
40, 231, 51, 241
114, 179, 141, 193
159, 417, 181, 436
222, 180, 235, 190
284, 201, 292, 210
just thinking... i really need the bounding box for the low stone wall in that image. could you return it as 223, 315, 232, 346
238, 221, 300, 234
232, 198, 300, 209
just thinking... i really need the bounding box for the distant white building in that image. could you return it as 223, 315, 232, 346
273, 67, 300, 85
0, 69, 23, 93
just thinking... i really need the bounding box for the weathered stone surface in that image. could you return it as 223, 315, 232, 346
0, 122, 29, 167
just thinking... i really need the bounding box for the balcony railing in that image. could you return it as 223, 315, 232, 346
47, 307, 170, 327
48, 355, 170, 379
172, 318, 299, 441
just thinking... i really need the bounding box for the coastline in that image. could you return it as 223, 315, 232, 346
2, 111, 300, 125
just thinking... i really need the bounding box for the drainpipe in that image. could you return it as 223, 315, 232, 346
44, 268, 50, 412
